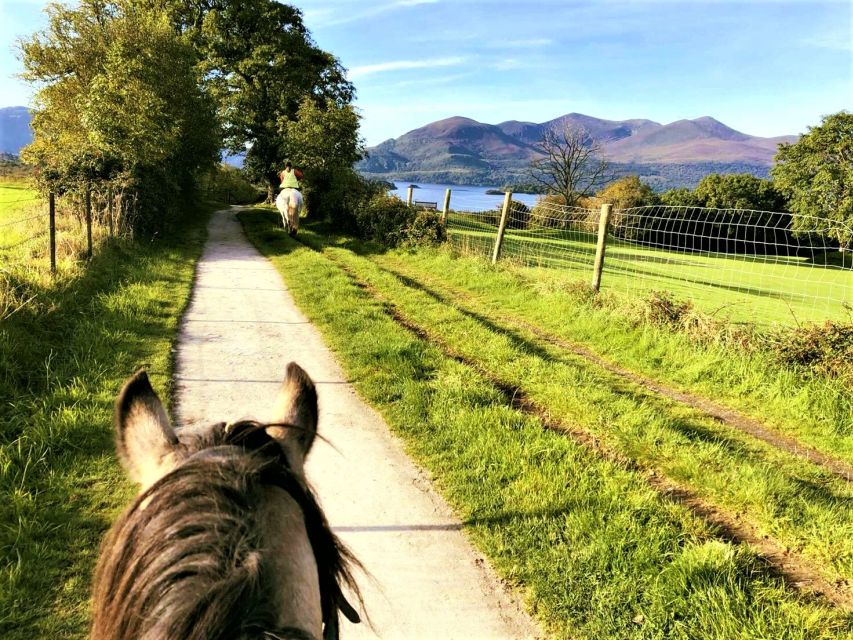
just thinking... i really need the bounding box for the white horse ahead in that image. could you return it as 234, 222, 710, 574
276, 162, 304, 237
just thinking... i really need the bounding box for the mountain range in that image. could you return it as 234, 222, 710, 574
0, 106, 798, 190
358, 113, 797, 190
0, 107, 32, 156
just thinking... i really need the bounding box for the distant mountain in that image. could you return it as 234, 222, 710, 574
0, 106, 32, 156
358, 113, 797, 190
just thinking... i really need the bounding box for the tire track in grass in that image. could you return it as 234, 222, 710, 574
317, 250, 853, 612
374, 256, 853, 485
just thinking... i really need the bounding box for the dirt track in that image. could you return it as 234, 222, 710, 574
173, 207, 541, 639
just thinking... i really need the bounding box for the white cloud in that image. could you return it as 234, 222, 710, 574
308, 0, 440, 28
349, 56, 466, 79
503, 38, 553, 47
802, 32, 853, 52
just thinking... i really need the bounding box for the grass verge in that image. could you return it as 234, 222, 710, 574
0, 202, 213, 637
240, 208, 852, 639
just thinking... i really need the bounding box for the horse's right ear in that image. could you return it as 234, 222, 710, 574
267, 362, 318, 457
115, 370, 179, 489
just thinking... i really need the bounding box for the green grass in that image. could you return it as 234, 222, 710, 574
447, 212, 852, 326
0, 183, 44, 251
0, 201, 212, 637
370, 247, 853, 468
239, 208, 853, 639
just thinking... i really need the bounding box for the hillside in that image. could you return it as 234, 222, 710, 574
358, 113, 796, 189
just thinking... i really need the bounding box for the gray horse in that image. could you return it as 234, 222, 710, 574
91, 363, 362, 640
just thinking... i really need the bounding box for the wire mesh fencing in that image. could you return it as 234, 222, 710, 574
445, 196, 852, 326
0, 186, 119, 272
605, 205, 851, 325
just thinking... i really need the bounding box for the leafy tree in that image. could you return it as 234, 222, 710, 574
527, 124, 610, 206
772, 111, 853, 249
594, 176, 658, 210
19, 1, 219, 229
659, 188, 701, 207
279, 97, 364, 225
693, 173, 786, 212
155, 0, 356, 199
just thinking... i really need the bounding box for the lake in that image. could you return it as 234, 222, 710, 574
390, 182, 540, 212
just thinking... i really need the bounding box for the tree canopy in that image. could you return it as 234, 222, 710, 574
772, 111, 853, 249
155, 0, 357, 196
20, 0, 220, 228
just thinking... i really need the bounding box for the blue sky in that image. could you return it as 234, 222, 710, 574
2, 0, 851, 145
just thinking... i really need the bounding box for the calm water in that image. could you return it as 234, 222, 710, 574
390, 182, 539, 212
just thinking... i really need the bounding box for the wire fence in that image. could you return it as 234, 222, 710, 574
0, 187, 121, 274
445, 197, 852, 327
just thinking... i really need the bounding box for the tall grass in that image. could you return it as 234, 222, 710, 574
0, 198, 213, 637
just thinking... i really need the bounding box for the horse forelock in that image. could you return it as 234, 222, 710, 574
91, 421, 361, 640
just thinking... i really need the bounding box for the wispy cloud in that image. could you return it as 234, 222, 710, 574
349, 56, 466, 79
503, 38, 552, 47
307, 0, 440, 28
802, 32, 853, 52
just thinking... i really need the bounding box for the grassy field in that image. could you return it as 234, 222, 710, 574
447, 212, 852, 327
0, 194, 212, 637
240, 208, 853, 639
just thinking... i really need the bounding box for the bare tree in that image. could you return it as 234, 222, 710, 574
528, 124, 611, 206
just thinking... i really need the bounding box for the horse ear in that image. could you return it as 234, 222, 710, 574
268, 362, 318, 456
115, 370, 179, 488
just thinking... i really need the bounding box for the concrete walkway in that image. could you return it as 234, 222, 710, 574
174, 208, 540, 639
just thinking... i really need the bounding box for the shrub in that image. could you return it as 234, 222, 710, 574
201, 165, 263, 205
505, 200, 531, 229
401, 210, 446, 247
354, 193, 413, 245
766, 319, 853, 382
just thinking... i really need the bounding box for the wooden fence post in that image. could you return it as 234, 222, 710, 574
85, 189, 93, 259
591, 203, 612, 292
107, 186, 114, 237
406, 186, 414, 207
441, 188, 451, 225
49, 192, 56, 275
491, 191, 513, 264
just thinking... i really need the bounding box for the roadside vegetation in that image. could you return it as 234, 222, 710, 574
0, 192, 214, 637
240, 208, 852, 638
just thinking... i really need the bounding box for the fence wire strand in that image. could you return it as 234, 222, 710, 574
446, 198, 852, 326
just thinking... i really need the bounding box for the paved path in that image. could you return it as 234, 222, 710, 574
174, 208, 540, 639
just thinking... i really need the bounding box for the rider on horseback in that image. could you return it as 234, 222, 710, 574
276, 161, 304, 237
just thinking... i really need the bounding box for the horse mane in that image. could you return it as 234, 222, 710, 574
91, 422, 361, 640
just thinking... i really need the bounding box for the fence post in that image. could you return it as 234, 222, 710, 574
441, 188, 451, 225
49, 192, 56, 275
491, 191, 513, 264
107, 186, 114, 237
85, 189, 93, 259
406, 186, 414, 207
591, 203, 612, 292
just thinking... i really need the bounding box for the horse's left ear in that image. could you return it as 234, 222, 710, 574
115, 370, 179, 489
267, 362, 318, 456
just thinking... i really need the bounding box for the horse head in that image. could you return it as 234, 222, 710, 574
91, 362, 361, 640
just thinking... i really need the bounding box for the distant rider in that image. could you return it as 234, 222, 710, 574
276, 161, 304, 236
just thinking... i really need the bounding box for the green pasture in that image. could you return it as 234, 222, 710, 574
0, 183, 45, 252
447, 212, 852, 326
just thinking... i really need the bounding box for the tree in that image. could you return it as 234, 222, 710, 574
19, 1, 219, 229
772, 111, 853, 250
527, 124, 610, 207
594, 175, 658, 210
279, 97, 364, 225
156, 0, 356, 200
693, 173, 786, 212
